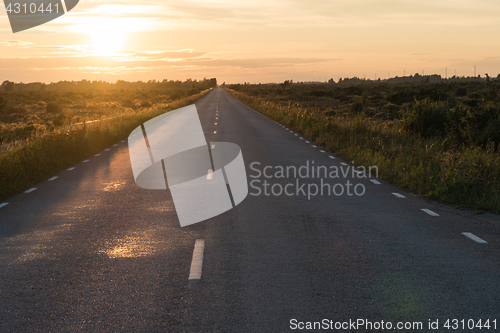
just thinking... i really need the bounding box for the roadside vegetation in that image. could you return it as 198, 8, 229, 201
0, 78, 216, 201
225, 77, 500, 213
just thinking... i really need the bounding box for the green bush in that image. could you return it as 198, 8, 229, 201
403, 98, 450, 137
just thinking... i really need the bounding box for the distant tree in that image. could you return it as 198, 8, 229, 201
2, 80, 14, 92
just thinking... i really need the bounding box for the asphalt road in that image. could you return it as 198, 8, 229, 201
1, 87, 500, 332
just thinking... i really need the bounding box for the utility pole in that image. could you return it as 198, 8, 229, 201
474, 65, 476, 77
445, 67, 447, 79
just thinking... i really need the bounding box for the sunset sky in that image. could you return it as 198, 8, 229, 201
1, 0, 500, 84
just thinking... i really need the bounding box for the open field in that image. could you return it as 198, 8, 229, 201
0, 79, 216, 201
225, 79, 500, 213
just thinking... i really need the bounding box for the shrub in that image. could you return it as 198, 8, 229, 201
46, 102, 61, 113
403, 98, 450, 137
455, 87, 467, 97
122, 100, 136, 109
9, 106, 27, 114
0, 95, 6, 112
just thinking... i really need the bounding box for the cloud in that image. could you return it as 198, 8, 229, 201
0, 40, 34, 47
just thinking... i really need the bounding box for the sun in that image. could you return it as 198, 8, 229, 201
81, 18, 130, 56
91, 29, 126, 56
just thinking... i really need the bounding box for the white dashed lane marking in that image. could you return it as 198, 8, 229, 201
370, 179, 381, 184
25, 188, 37, 193
82, 160, 90, 163
320, 150, 325, 153
0, 203, 9, 208
113, 144, 118, 147
462, 232, 487, 244
105, 149, 110, 151
300, 137, 303, 140
189, 239, 205, 281
421, 208, 439, 216
214, 131, 217, 134
311, 145, 317, 148
329, 156, 335, 159
95, 154, 101, 157
392, 193, 406, 198
48, 176, 58, 181
67, 167, 76, 171
340, 162, 347, 166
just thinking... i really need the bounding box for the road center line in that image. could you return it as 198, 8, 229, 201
370, 179, 381, 184
320, 150, 325, 153
48, 176, 58, 181
421, 208, 439, 216
25, 188, 37, 193
67, 167, 76, 171
340, 162, 347, 166
188, 239, 205, 281
462, 232, 487, 243
329, 156, 335, 159
105, 149, 110, 151
95, 154, 101, 156
214, 131, 217, 134
82, 160, 90, 163
392, 193, 406, 198
0, 202, 9, 208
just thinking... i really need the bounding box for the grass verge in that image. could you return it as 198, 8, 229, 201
0, 89, 212, 201
226, 88, 500, 214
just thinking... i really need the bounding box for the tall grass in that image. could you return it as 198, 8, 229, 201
0, 89, 212, 201
227, 89, 500, 213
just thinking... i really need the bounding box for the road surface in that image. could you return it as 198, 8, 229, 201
1, 87, 500, 332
